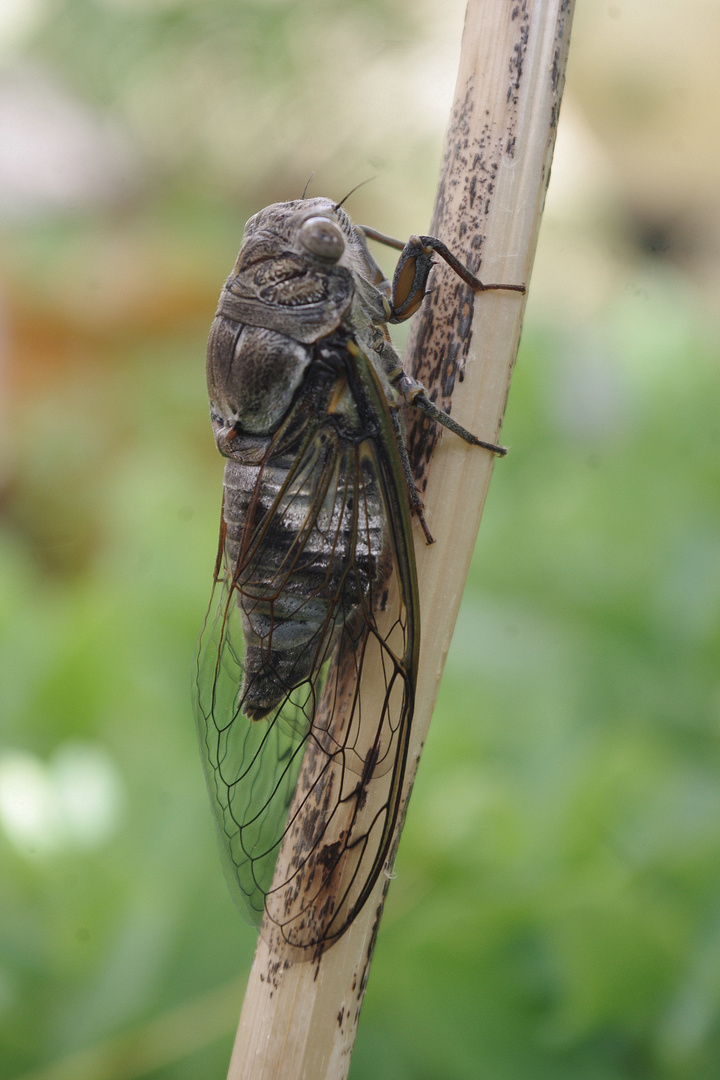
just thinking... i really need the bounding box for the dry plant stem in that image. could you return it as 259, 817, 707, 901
226, 2, 575, 1078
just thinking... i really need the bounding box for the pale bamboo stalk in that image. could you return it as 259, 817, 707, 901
227, 1, 575, 1077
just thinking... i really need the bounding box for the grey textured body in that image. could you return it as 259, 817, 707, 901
195, 195, 521, 950
205, 199, 396, 720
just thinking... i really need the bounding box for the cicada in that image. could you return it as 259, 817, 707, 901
194, 196, 524, 953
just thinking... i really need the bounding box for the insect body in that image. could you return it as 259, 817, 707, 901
195, 197, 524, 953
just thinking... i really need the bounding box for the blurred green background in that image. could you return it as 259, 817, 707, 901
1, 1, 719, 1078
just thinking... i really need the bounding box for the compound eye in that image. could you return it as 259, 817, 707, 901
298, 217, 345, 262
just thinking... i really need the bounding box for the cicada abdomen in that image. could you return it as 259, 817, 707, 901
219, 397, 386, 722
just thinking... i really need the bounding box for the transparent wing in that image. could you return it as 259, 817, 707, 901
194, 360, 418, 953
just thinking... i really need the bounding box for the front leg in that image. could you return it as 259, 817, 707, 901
359, 227, 526, 323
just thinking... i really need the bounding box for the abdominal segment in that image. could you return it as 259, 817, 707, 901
222, 434, 387, 721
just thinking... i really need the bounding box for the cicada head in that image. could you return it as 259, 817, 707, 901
236, 197, 372, 284
206, 197, 389, 445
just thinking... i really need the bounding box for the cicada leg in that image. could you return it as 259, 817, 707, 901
359, 225, 526, 540
359, 226, 526, 323
359, 228, 523, 451
396, 372, 509, 457
374, 334, 508, 458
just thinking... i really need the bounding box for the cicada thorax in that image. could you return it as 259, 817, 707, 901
218, 335, 391, 723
